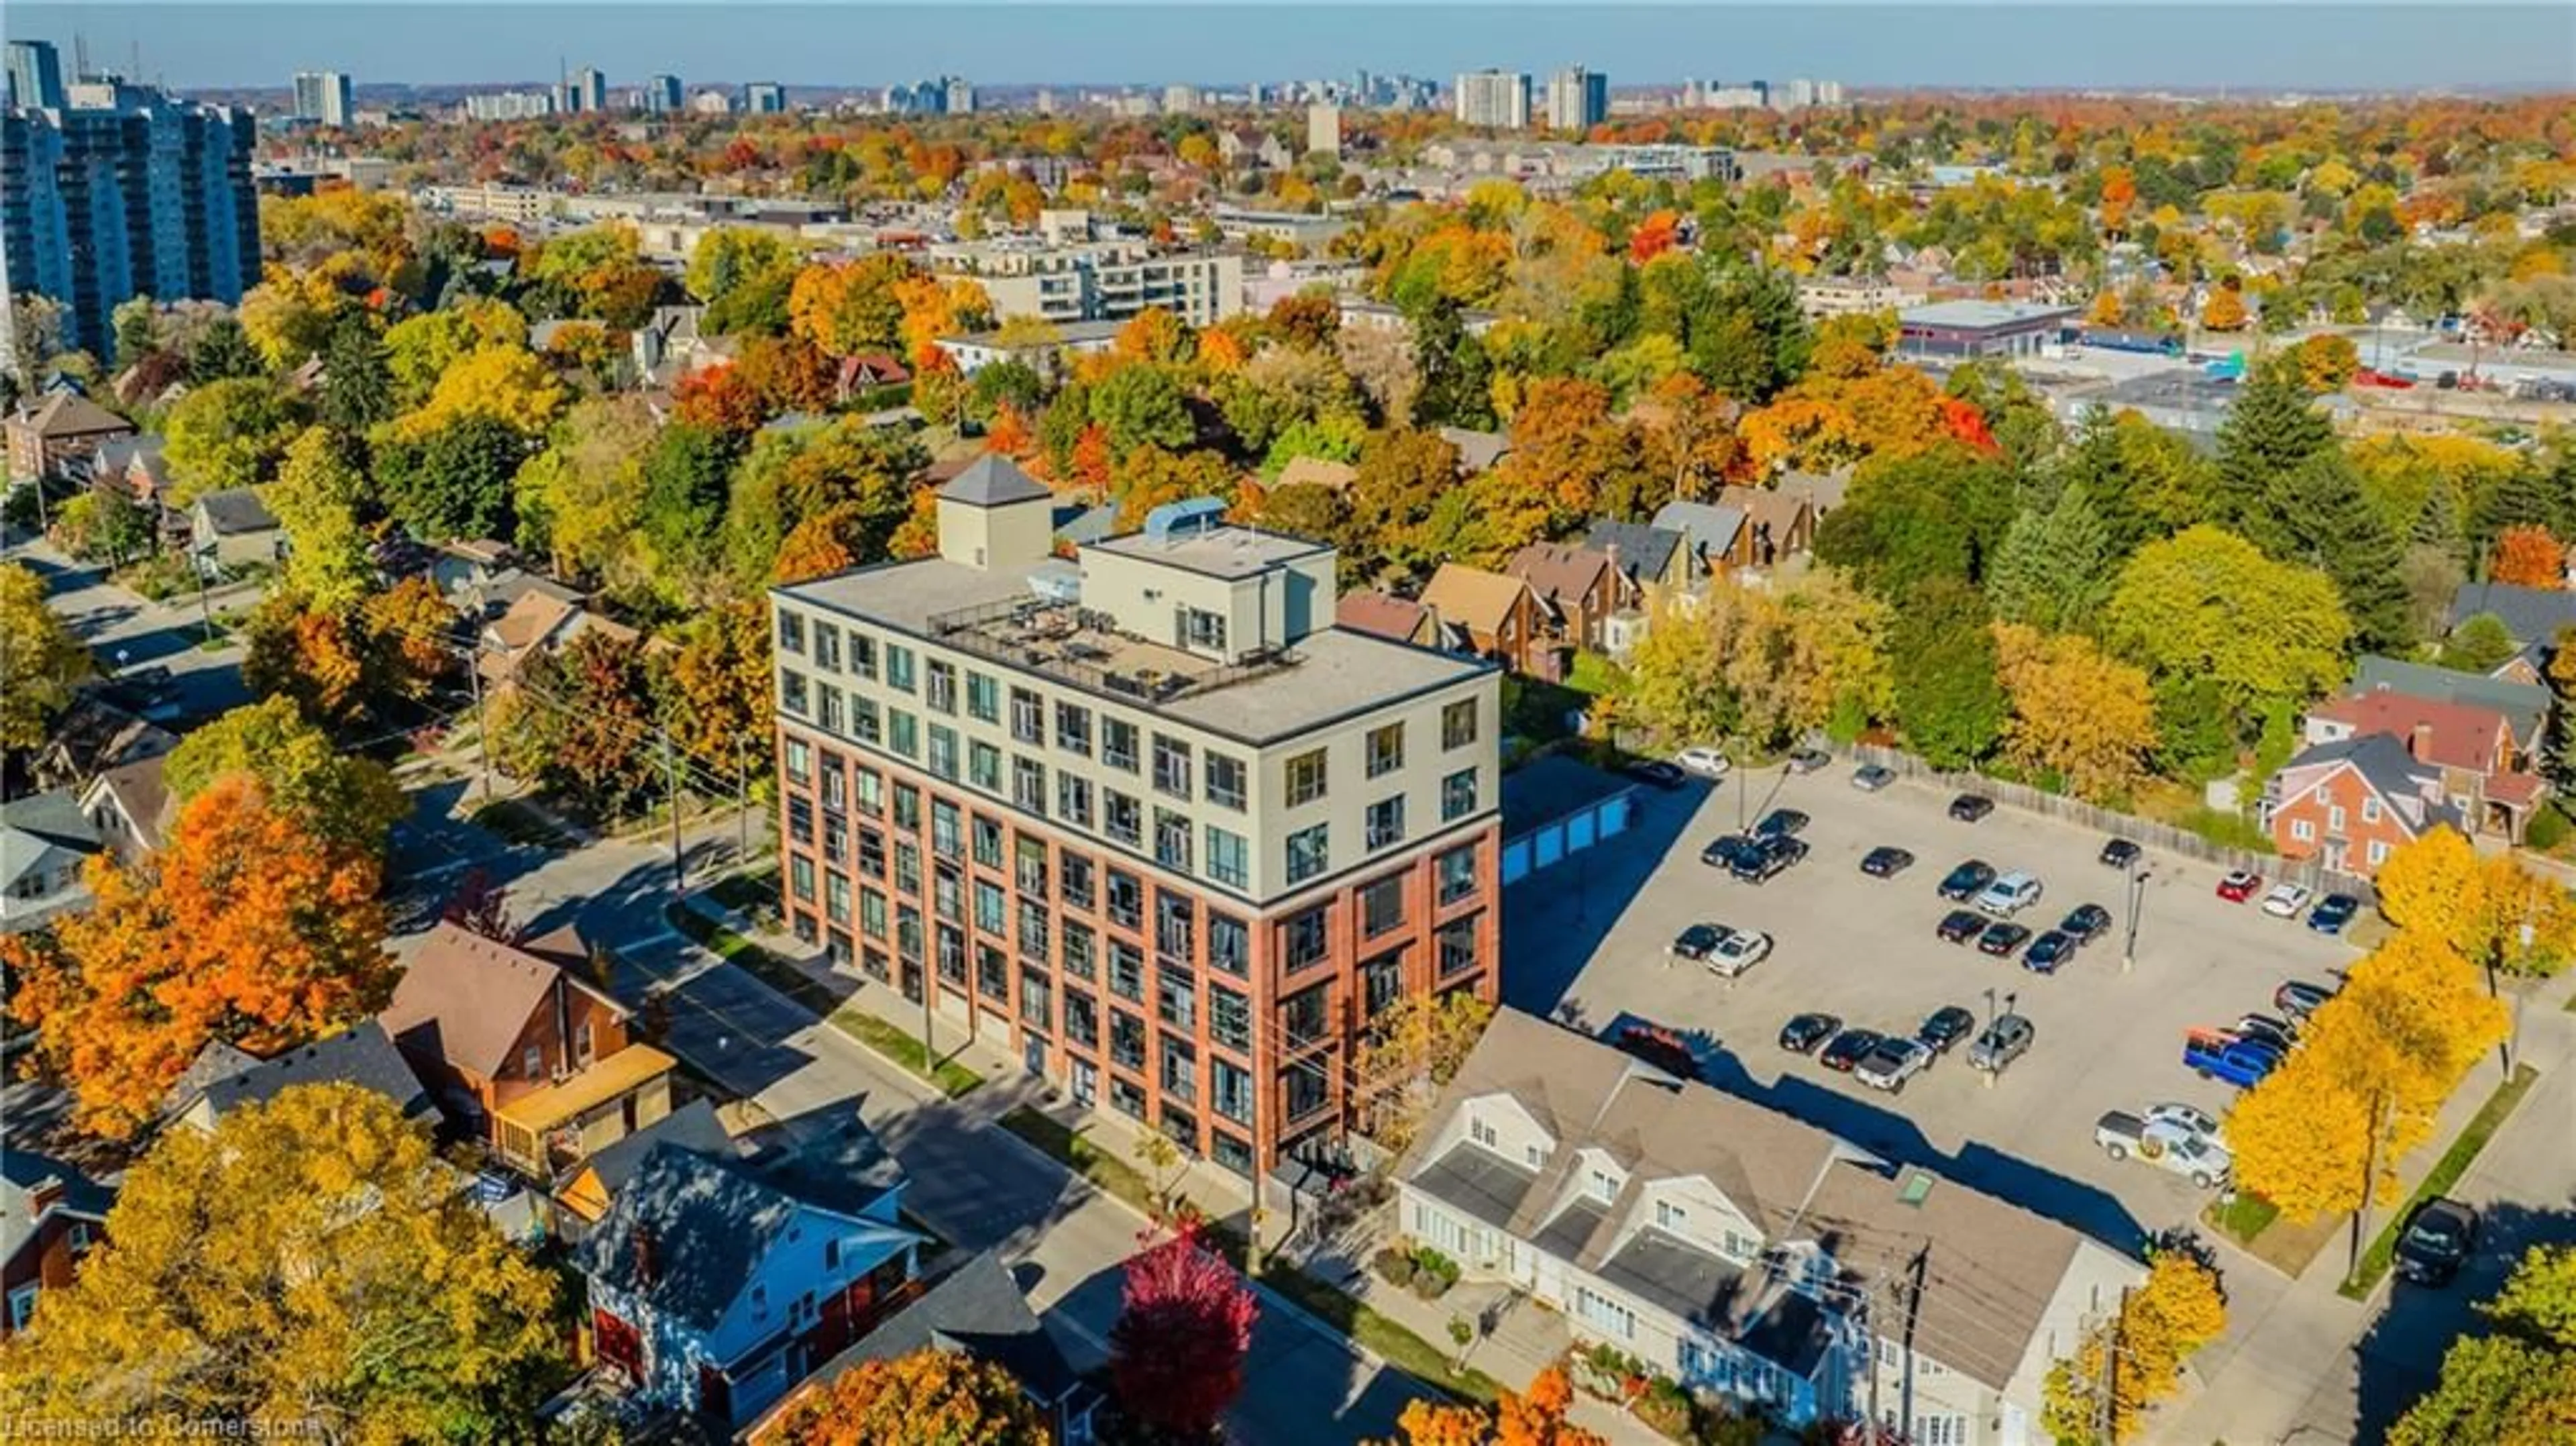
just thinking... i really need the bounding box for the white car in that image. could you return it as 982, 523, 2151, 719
1974, 872, 2044, 917
1855, 1037, 1933, 1092
2144, 1101, 2226, 1149
1676, 746, 1731, 778
1707, 929, 1772, 977
2261, 883, 2313, 919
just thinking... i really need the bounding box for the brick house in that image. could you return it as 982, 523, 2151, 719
1713, 485, 1817, 563
1419, 562, 1550, 678
4, 392, 132, 482
377, 923, 677, 1176
1505, 541, 1627, 656
2300, 690, 2546, 842
3, 1151, 113, 1339
2262, 734, 2465, 872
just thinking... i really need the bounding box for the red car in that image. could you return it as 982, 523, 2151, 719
2216, 870, 2263, 902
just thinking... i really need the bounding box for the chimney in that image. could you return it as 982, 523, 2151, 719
27, 1176, 65, 1221
629, 1225, 657, 1286
2410, 723, 2433, 761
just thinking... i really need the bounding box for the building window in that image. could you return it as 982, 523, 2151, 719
1285, 747, 1328, 807
855, 766, 884, 818
886, 644, 915, 692
930, 798, 963, 861
1470, 1115, 1498, 1149
849, 633, 877, 681
2361, 796, 2381, 824
1205, 752, 1247, 811
777, 609, 806, 654
1437, 915, 1481, 980
1062, 856, 1095, 911
790, 855, 816, 900
1209, 912, 1249, 976
1212, 1057, 1253, 1126
1155, 809, 1193, 872
1049, 774, 1091, 831
785, 737, 812, 784
782, 669, 810, 717
817, 684, 845, 735
1443, 697, 1478, 750
1205, 827, 1248, 888
973, 815, 1004, 868
2369, 839, 2392, 866
1055, 701, 1091, 756
1437, 844, 1477, 905
1106, 790, 1143, 847
1103, 718, 1140, 772
1285, 905, 1330, 972
1014, 758, 1048, 815
1442, 768, 1479, 822
1020, 967, 1053, 1031
1160, 1033, 1198, 1104
1655, 1200, 1688, 1232
926, 660, 957, 714
1018, 898, 1051, 961
1010, 687, 1044, 743
889, 709, 918, 759
1210, 985, 1250, 1052
2330, 805, 2348, 830
1211, 1131, 1253, 1178
826, 873, 851, 925
1366, 796, 1406, 851
1587, 1168, 1617, 1203
1108, 941, 1145, 1003
1360, 874, 1405, 938
974, 881, 1008, 939
1366, 722, 1405, 778
1283, 1059, 1331, 1121
1107, 870, 1143, 929
1063, 921, 1096, 980
813, 621, 841, 671
1287, 823, 1330, 884
926, 725, 959, 782
1155, 893, 1196, 964
861, 888, 888, 941
1573, 1288, 1635, 1341
1110, 1075, 1146, 1120
977, 943, 1008, 998
1183, 607, 1228, 653
1110, 1011, 1147, 1071
967, 672, 999, 723
1362, 949, 1404, 1015
1152, 734, 1193, 799
2293, 819, 2316, 842
1016, 837, 1050, 898
1282, 982, 1331, 1048
1916, 1416, 1969, 1446
1064, 989, 1099, 1049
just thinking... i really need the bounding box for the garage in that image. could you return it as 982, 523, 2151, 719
1501, 756, 1638, 886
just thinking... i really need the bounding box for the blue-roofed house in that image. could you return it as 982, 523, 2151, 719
1652, 500, 1757, 580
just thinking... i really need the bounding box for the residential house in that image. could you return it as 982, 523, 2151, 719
1713, 486, 1816, 564
1779, 467, 1851, 526
1419, 562, 1550, 678
32, 692, 176, 793
189, 487, 284, 574
1397, 1009, 2143, 1441
377, 922, 678, 1176
631, 305, 735, 390
1216, 127, 1293, 170
1437, 425, 1512, 476
477, 585, 643, 689
2347, 655, 2553, 763
3, 1151, 114, 1339
4, 391, 132, 482
160, 1021, 434, 1135
1336, 590, 1442, 648
0, 790, 104, 933
834, 352, 911, 404
429, 539, 523, 601
2446, 582, 2576, 684
580, 1129, 924, 1429
2300, 690, 2544, 843
1652, 500, 1759, 578
556, 1098, 737, 1230
751, 1250, 1099, 1445
1585, 519, 1690, 595
83, 434, 186, 546
1272, 455, 1358, 494
1506, 541, 1627, 656
78, 751, 174, 862
2261, 733, 2465, 872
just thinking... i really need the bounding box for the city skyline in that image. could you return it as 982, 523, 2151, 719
7, 3, 2571, 94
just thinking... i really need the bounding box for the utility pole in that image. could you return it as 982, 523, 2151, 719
661, 733, 686, 897
733, 732, 750, 866
2091, 1286, 2129, 1445
467, 654, 491, 802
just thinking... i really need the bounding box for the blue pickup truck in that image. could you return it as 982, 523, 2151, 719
2183, 1029, 2284, 1089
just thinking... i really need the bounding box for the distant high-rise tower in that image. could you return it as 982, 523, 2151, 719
5, 40, 66, 109
1306, 101, 1341, 158
559, 66, 606, 113
1163, 84, 1199, 115
744, 82, 786, 114
292, 70, 353, 127
1035, 87, 1057, 115
1542, 67, 1607, 132
945, 76, 975, 115
1451, 70, 1530, 130
642, 73, 683, 113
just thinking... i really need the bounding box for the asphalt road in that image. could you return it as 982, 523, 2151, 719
5, 534, 252, 726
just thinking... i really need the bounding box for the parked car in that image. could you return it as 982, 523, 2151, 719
1624, 759, 1686, 790
1967, 1015, 2035, 1074
1851, 764, 1895, 792
1949, 793, 1996, 823
1668, 924, 1728, 966
2023, 931, 2079, 974
1701, 835, 1762, 871
1677, 746, 1731, 778
2144, 1102, 2224, 1148
2308, 894, 2362, 935
1917, 1005, 1978, 1055
2182, 1029, 2284, 1088
1937, 909, 1987, 943
1860, 845, 1916, 878
2100, 838, 2143, 869
2216, 870, 2263, 903
1974, 872, 2044, 917
1978, 921, 2033, 958
2094, 1111, 2233, 1188
1786, 748, 1832, 774
1731, 835, 1809, 883
2394, 1198, 2481, 1286
1938, 860, 1998, 901
2232, 1013, 2299, 1052
1754, 808, 1811, 839
2059, 903, 2113, 943
1856, 1037, 1933, 1092
1708, 929, 1774, 978
1779, 1013, 1841, 1054
2274, 980, 2337, 1020
2261, 882, 2312, 919
1819, 1028, 1884, 1072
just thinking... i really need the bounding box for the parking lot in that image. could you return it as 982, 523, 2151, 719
1501, 760, 2366, 1249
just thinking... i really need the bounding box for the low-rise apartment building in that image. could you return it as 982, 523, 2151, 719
769, 461, 1503, 1178
927, 237, 1246, 327
1398, 1010, 2144, 1443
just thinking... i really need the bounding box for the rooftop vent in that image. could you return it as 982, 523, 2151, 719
1142, 496, 1226, 544
1897, 1170, 1936, 1208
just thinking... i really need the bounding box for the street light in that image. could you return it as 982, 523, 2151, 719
2122, 860, 2153, 974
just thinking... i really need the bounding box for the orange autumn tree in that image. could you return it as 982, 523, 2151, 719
1387, 1365, 1605, 1446
759, 1347, 1045, 1445
2489, 525, 2565, 588
1, 777, 392, 1137
1627, 209, 1682, 263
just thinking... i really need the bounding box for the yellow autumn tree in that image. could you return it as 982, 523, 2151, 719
1992, 623, 2160, 801
2041, 1250, 2226, 1442
390, 344, 565, 441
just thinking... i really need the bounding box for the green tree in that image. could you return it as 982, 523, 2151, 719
1410, 299, 1497, 430
1988, 481, 2112, 631
2391, 1242, 2576, 1445
2214, 357, 2337, 548
2270, 450, 2416, 654
1089, 364, 1195, 457
186, 316, 267, 384
637, 422, 742, 586
2445, 612, 2520, 674
267, 426, 375, 609
1890, 576, 2006, 769
317, 314, 395, 433
164, 696, 407, 860
163, 377, 305, 504
1688, 258, 1811, 404
0, 562, 91, 751
1814, 446, 2006, 603
2101, 525, 2353, 738
684, 226, 800, 308
377, 413, 531, 541
1346, 427, 1464, 578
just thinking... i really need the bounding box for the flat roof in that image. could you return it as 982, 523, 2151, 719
1899, 299, 2080, 331
777, 556, 1491, 744
1500, 755, 1636, 839
940, 319, 1126, 348
1089, 523, 1330, 581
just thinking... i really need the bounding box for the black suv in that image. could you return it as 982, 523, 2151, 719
1917, 1005, 1977, 1054
1731, 834, 1809, 883
1700, 835, 1762, 871
1937, 860, 1997, 901
1936, 909, 1986, 943
1779, 1012, 1841, 1053
2394, 1198, 2479, 1286
1950, 793, 1996, 822
2100, 838, 2142, 869
1860, 845, 1915, 878
1754, 808, 1811, 839
2060, 903, 2112, 943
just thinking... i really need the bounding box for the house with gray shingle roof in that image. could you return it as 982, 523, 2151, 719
1653, 499, 1756, 577
0, 790, 102, 934
1398, 1008, 2144, 1436
2261, 732, 2467, 870
163, 1021, 433, 1135
2349, 655, 2553, 760
2446, 582, 2576, 683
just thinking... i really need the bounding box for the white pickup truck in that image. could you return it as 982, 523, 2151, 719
2094, 1110, 2233, 1188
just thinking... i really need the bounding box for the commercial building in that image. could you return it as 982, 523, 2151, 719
744, 82, 787, 115
1398, 1009, 2145, 1441
2, 86, 260, 356
928, 236, 1244, 328
1895, 299, 2079, 360
641, 74, 683, 113
1452, 70, 1531, 130
292, 70, 352, 127
5, 41, 65, 110
768, 466, 1504, 1176
1307, 101, 1341, 157
560, 67, 606, 114
462, 89, 555, 122
1542, 66, 1608, 132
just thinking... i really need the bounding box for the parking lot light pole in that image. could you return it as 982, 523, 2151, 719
2122, 862, 2151, 974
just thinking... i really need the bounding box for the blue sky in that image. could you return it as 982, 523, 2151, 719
9, 3, 2572, 93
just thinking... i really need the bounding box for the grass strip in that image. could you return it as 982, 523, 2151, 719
828, 1005, 985, 1098
2201, 1192, 2281, 1247
2340, 1064, 2538, 1299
